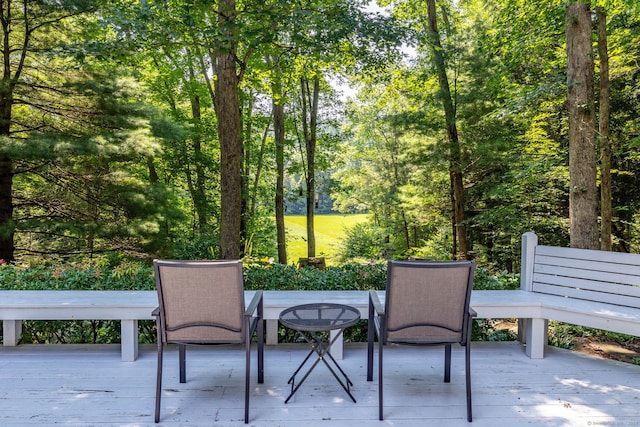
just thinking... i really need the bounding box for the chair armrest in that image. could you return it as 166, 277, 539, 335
469, 307, 478, 318
152, 306, 160, 317
369, 290, 384, 316
245, 290, 263, 317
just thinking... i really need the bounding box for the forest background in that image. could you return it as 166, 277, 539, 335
0, 0, 639, 274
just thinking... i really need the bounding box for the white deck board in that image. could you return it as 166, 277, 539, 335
1, 342, 639, 426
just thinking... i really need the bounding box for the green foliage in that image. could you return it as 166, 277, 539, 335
338, 223, 389, 260
168, 234, 221, 260
0, 259, 155, 291
243, 262, 388, 291
472, 319, 518, 342
472, 268, 519, 290
548, 321, 640, 351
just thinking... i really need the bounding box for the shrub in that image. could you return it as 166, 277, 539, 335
338, 223, 388, 260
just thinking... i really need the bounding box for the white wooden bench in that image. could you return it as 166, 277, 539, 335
516, 231, 640, 358
0, 290, 157, 362
3, 235, 637, 362
0, 288, 537, 362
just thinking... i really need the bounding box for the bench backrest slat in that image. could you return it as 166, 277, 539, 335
531, 245, 640, 308
535, 254, 640, 280
537, 244, 640, 265
533, 283, 640, 307
533, 271, 640, 299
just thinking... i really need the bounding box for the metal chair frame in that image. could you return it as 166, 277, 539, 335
367, 260, 476, 422
153, 259, 264, 424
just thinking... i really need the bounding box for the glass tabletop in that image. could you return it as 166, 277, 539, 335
279, 303, 361, 332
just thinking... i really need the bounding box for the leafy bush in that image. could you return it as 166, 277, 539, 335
244, 262, 387, 291
338, 223, 388, 260
472, 268, 519, 290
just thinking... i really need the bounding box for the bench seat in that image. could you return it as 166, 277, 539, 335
6, 233, 639, 363
1, 289, 543, 361
0, 290, 157, 362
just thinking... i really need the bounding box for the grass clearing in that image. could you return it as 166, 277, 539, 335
284, 214, 369, 265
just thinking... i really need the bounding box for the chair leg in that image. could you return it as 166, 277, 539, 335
155, 342, 164, 423
258, 319, 264, 384
444, 344, 452, 383
466, 340, 472, 422
179, 344, 186, 383
367, 306, 374, 382
245, 330, 251, 424
378, 337, 384, 420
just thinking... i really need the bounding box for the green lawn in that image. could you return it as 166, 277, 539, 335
284, 214, 369, 265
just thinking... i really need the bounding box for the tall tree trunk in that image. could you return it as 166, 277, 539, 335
597, 7, 612, 251
426, 0, 469, 260
0, 1, 19, 262
272, 65, 287, 264
0, 153, 14, 262
300, 76, 319, 259
189, 92, 209, 229
215, 0, 242, 259
249, 124, 269, 217
387, 132, 410, 250
566, 2, 599, 249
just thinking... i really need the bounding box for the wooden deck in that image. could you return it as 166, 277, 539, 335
1, 341, 639, 426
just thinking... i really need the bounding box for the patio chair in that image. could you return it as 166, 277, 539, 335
367, 260, 476, 422
153, 259, 264, 424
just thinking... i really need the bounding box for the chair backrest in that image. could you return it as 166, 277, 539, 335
154, 259, 246, 344
384, 260, 476, 344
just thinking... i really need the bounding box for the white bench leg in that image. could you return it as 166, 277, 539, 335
2, 320, 22, 346
525, 318, 547, 359
329, 330, 343, 360
266, 320, 279, 345
120, 320, 138, 362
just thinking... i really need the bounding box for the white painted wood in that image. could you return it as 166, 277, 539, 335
520, 231, 538, 291
4, 234, 640, 364
1, 342, 639, 426
120, 319, 138, 362
2, 319, 20, 346
537, 242, 640, 265
535, 253, 640, 278
0, 290, 157, 361
534, 282, 640, 307
524, 317, 547, 359
532, 269, 640, 298
0, 289, 544, 361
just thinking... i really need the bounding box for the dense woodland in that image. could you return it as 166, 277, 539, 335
1, 0, 639, 273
